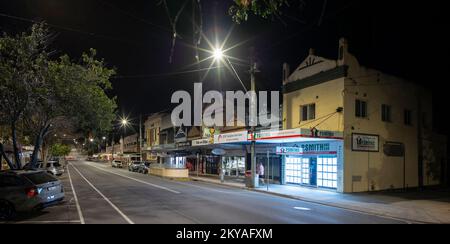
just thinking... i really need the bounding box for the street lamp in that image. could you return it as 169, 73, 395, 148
213, 48, 224, 61
205, 43, 260, 188
121, 118, 129, 127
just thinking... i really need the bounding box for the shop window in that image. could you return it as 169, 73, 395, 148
317, 157, 338, 189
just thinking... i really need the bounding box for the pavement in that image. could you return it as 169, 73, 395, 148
1, 160, 411, 224
190, 175, 450, 224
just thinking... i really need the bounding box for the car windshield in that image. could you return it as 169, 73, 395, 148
53, 163, 62, 167
134, 162, 141, 165
22, 172, 58, 185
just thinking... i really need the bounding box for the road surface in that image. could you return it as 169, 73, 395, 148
4, 160, 407, 224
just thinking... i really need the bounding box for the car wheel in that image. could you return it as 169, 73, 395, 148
0, 200, 15, 220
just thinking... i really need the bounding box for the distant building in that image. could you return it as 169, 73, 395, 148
282, 38, 447, 192
122, 133, 139, 154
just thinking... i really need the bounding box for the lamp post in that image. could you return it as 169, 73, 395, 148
120, 119, 128, 154
249, 51, 260, 189
211, 46, 260, 188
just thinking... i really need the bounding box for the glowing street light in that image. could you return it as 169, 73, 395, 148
121, 118, 129, 127
213, 48, 224, 61
89, 138, 94, 143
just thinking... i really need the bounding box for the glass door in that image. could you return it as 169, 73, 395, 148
309, 157, 317, 186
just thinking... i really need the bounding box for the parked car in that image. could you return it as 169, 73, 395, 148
128, 161, 141, 172
0, 170, 65, 220
36, 161, 64, 176
22, 161, 44, 170
137, 162, 151, 174
111, 160, 123, 168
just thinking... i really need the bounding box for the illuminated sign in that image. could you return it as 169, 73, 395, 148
277, 142, 337, 155
250, 129, 302, 140
214, 131, 248, 144
276, 147, 303, 155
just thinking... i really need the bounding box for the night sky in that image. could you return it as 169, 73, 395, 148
0, 0, 448, 135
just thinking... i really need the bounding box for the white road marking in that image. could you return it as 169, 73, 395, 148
85, 163, 181, 194
294, 207, 311, 211
69, 163, 135, 224
67, 165, 85, 224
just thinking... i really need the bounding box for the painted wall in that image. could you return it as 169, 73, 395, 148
283, 77, 345, 132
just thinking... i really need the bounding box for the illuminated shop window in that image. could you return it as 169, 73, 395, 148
317, 156, 338, 189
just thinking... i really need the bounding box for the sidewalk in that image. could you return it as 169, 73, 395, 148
190, 175, 450, 224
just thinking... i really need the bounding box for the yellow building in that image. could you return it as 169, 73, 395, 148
283, 38, 447, 193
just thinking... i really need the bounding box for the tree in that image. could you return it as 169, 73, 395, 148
1, 23, 117, 168
49, 143, 71, 158
228, 0, 300, 24
0, 23, 49, 169
27, 49, 117, 167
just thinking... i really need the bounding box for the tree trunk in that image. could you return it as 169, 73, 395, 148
31, 124, 50, 167
11, 122, 21, 169
0, 143, 15, 170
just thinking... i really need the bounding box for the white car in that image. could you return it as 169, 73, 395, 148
37, 161, 65, 176
111, 160, 123, 168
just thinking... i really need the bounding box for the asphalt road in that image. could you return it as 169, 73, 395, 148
4, 160, 407, 224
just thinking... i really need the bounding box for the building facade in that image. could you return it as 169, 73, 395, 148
282, 38, 447, 193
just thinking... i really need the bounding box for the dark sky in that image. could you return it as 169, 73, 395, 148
1, 0, 449, 133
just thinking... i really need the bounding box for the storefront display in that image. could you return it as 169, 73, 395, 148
279, 141, 343, 190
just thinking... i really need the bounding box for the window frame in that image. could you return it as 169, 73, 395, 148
404, 109, 413, 126
381, 104, 392, 123
300, 103, 316, 122
355, 99, 368, 118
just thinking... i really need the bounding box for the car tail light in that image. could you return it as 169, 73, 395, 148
26, 187, 38, 198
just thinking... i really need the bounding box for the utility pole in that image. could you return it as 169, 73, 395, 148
111, 136, 114, 161
139, 114, 143, 161
250, 47, 260, 189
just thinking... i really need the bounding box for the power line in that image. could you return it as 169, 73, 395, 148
0, 12, 144, 47
112, 66, 221, 79
95, 0, 172, 34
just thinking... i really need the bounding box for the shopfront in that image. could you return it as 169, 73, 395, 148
277, 140, 343, 191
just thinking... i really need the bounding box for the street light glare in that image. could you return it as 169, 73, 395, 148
121, 119, 129, 126
213, 48, 224, 60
